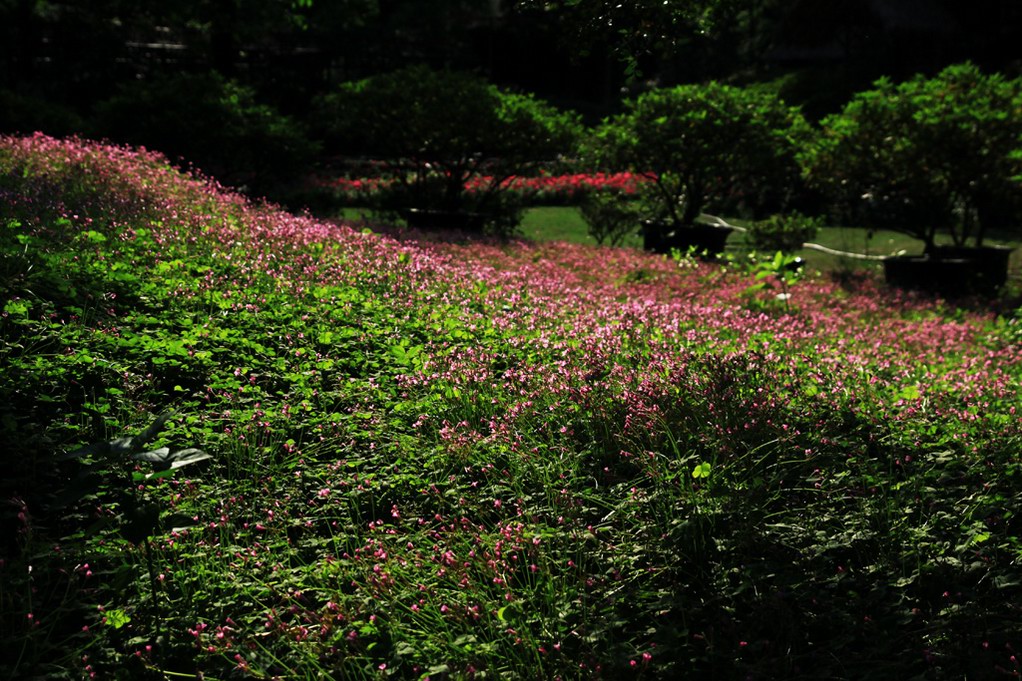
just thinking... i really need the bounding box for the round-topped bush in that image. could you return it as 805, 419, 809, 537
585, 82, 811, 253
313, 65, 581, 235
802, 62, 1022, 251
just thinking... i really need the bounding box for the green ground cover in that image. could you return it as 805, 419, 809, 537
3, 135, 1022, 680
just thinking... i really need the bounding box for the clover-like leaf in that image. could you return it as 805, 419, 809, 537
105, 608, 131, 629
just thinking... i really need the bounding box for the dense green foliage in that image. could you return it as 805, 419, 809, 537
92, 72, 319, 200
0, 88, 85, 138
803, 62, 1022, 249
312, 66, 581, 234
586, 83, 811, 231
3, 135, 1022, 680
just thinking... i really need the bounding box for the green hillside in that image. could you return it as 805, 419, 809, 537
3, 134, 1021, 680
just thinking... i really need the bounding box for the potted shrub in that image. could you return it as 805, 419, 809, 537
802, 63, 1022, 295
585, 82, 811, 255
312, 65, 581, 236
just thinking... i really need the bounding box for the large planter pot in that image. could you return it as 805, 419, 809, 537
402, 208, 486, 233
885, 244, 1015, 296
925, 244, 1015, 292
642, 221, 735, 256
883, 255, 979, 297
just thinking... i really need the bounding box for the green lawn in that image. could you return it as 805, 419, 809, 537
341, 205, 1021, 282
520, 206, 1022, 280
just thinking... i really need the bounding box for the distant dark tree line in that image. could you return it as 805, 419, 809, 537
4, 0, 1021, 122
3, 0, 1020, 204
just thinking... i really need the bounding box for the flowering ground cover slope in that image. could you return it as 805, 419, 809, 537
2, 134, 1022, 680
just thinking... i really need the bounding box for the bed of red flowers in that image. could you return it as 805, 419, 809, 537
311, 169, 648, 206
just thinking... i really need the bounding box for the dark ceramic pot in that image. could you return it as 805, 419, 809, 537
884, 244, 1015, 296
925, 244, 1014, 291
402, 208, 486, 232
642, 221, 735, 256
883, 255, 978, 296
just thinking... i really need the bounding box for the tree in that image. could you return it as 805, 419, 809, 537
92, 72, 319, 199
313, 65, 581, 233
506, 0, 723, 78
588, 82, 810, 228
802, 62, 1022, 249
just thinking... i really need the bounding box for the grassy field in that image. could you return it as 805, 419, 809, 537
519, 206, 1022, 279
4, 137, 1022, 680
344, 205, 1020, 282
519, 205, 931, 256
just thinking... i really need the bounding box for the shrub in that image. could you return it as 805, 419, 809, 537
802, 62, 1022, 249
91, 72, 319, 200
585, 83, 811, 231
578, 191, 643, 246
312, 65, 581, 235
746, 212, 821, 253
0, 89, 84, 137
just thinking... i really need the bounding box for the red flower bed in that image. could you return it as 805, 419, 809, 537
310, 170, 649, 206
